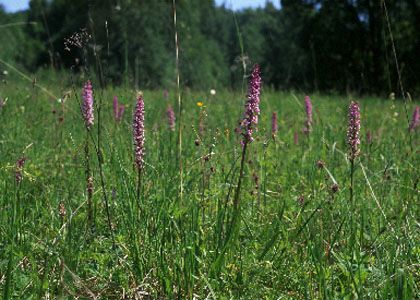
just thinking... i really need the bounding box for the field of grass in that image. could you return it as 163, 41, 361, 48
0, 78, 419, 299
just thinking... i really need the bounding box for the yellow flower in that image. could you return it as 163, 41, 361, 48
197, 101, 203, 107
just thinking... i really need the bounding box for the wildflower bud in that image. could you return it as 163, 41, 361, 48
409, 106, 419, 132
347, 101, 361, 160
303, 96, 313, 134
271, 112, 278, 136
117, 104, 125, 122
297, 195, 305, 206
194, 139, 200, 146
87, 176, 94, 198
366, 130, 372, 145
325, 243, 331, 258
252, 172, 259, 186
15, 157, 26, 184
331, 183, 339, 194
113, 96, 125, 122
166, 105, 176, 131
199, 109, 206, 136
224, 128, 230, 137
316, 160, 325, 169
59, 201, 66, 218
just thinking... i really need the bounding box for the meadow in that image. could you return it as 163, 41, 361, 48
0, 75, 419, 299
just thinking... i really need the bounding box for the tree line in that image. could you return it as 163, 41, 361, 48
1, 0, 419, 95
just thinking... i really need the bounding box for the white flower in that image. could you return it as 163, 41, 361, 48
389, 92, 395, 100
210, 89, 216, 96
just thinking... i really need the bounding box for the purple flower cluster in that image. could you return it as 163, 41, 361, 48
241, 64, 262, 143
303, 95, 312, 134
15, 157, 26, 183
133, 95, 145, 169
113, 96, 125, 122
347, 101, 361, 160
271, 112, 278, 136
166, 105, 176, 131
409, 106, 419, 132
81, 80, 94, 129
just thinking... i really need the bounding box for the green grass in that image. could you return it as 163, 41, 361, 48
0, 79, 419, 299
